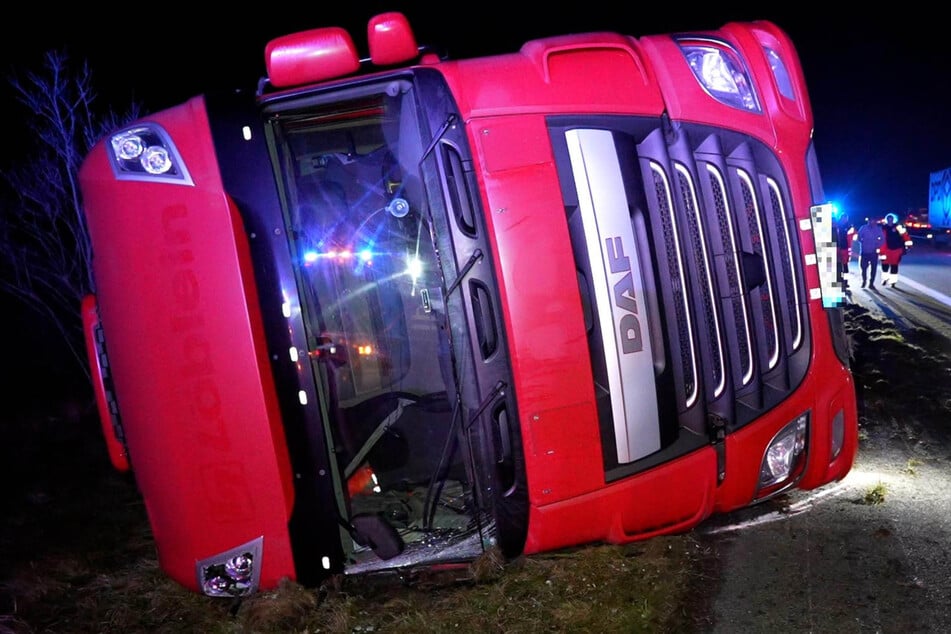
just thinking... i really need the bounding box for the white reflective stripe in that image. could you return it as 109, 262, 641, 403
566, 129, 661, 464
809, 203, 845, 307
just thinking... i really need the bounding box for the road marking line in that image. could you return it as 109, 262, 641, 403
896, 277, 951, 307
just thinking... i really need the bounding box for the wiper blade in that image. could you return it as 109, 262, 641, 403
421, 113, 457, 162
445, 248, 483, 297
465, 380, 507, 430
423, 380, 507, 529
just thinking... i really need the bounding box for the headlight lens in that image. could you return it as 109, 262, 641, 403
107, 124, 193, 185
196, 536, 263, 597
677, 38, 761, 113
757, 413, 808, 495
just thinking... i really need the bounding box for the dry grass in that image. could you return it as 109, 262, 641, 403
252, 537, 708, 633
2, 458, 709, 633
859, 482, 888, 506
0, 406, 710, 633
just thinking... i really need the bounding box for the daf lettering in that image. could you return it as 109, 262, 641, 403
605, 236, 643, 354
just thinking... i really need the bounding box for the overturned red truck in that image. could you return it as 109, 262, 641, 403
78, 12, 858, 596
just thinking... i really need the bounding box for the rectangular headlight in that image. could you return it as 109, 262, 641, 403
676, 37, 761, 113
196, 536, 263, 597
756, 413, 808, 498
107, 123, 193, 185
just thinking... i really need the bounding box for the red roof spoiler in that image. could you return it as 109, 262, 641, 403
265, 12, 419, 89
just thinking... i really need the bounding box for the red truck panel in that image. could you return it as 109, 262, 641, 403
78, 98, 297, 591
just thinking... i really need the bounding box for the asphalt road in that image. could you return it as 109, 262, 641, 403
696, 424, 951, 632
688, 243, 951, 633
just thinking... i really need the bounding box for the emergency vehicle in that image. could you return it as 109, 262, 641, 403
79, 12, 858, 596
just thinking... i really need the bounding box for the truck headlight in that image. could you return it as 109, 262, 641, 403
677, 37, 761, 113
107, 123, 193, 185
196, 536, 263, 597
756, 413, 808, 498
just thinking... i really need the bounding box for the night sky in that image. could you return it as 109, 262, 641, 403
2, 3, 948, 221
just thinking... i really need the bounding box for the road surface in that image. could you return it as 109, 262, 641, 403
688, 241, 951, 632
845, 241, 951, 354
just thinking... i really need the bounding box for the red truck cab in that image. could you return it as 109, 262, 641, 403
79, 12, 857, 596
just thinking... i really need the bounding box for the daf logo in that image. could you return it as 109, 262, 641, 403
604, 236, 643, 354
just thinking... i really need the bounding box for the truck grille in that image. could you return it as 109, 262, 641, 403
555, 118, 811, 470
641, 123, 810, 430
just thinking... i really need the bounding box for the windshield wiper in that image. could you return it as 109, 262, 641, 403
422, 380, 507, 529
421, 113, 457, 162
446, 248, 483, 297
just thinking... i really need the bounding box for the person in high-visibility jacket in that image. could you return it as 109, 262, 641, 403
879, 213, 912, 287
835, 216, 856, 289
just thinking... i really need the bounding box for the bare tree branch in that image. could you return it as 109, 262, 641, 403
1, 49, 141, 386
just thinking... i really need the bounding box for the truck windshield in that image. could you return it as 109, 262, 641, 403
269, 88, 486, 571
